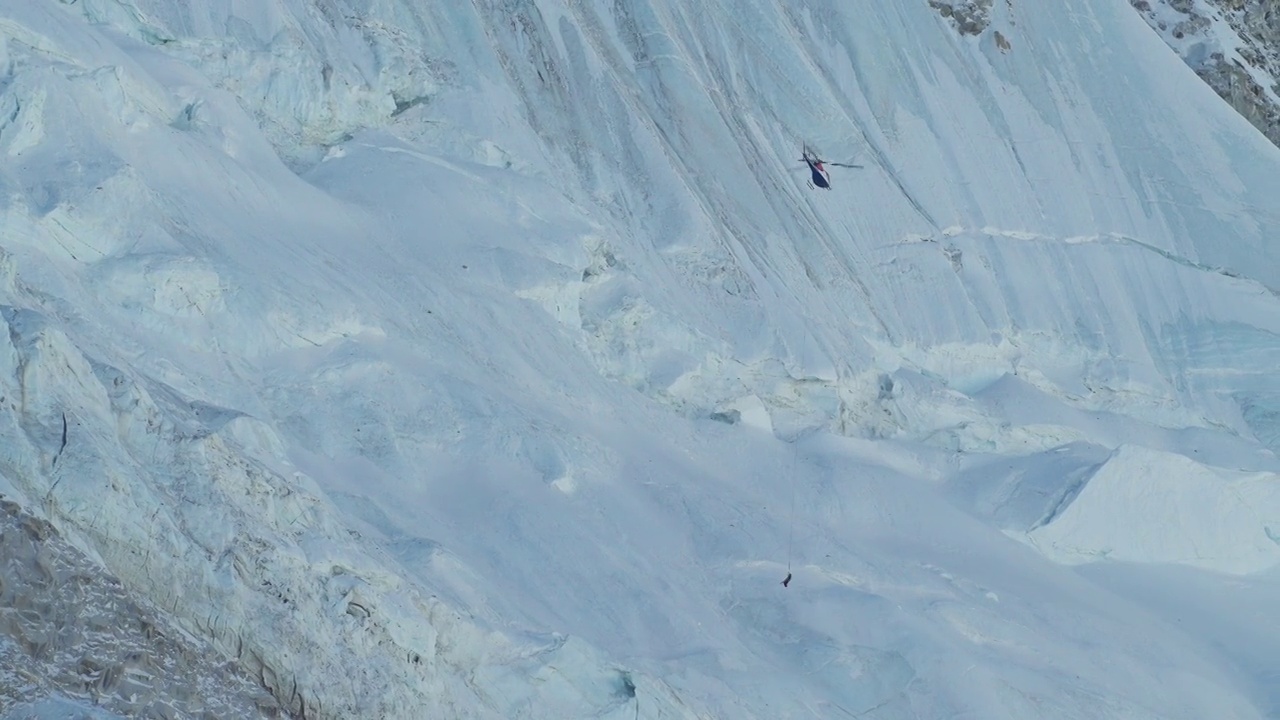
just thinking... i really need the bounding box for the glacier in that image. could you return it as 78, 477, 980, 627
2, 0, 1280, 718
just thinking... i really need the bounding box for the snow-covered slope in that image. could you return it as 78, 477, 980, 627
2, 0, 1280, 718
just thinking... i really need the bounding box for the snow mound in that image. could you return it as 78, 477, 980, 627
1028, 444, 1280, 574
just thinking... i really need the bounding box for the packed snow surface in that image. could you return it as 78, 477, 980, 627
2, 0, 1280, 718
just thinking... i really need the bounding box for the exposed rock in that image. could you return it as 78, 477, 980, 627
1131, 0, 1280, 149
929, 0, 994, 36
0, 497, 280, 719
1198, 54, 1279, 139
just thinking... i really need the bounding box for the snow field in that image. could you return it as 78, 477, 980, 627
1, 0, 1280, 717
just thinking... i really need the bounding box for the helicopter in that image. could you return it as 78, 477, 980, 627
798, 144, 862, 189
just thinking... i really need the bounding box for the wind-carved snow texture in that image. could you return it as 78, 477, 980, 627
3, 0, 1280, 718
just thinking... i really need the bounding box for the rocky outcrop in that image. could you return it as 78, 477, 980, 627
929, 0, 995, 36
0, 498, 279, 719
1131, 0, 1280, 149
